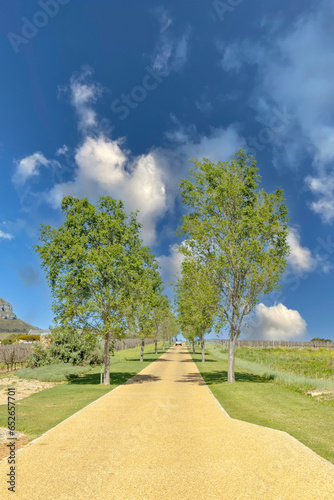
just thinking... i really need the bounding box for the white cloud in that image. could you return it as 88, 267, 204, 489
67, 66, 102, 132
13, 152, 57, 186
151, 8, 190, 75
0, 230, 13, 240
18, 67, 244, 246
219, 3, 334, 221
56, 145, 69, 156
287, 228, 315, 274
287, 227, 332, 274
49, 135, 167, 244
157, 244, 184, 284
305, 173, 334, 223
246, 303, 307, 340
47, 122, 243, 243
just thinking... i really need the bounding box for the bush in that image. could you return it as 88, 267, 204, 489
27, 327, 101, 367
28, 341, 53, 367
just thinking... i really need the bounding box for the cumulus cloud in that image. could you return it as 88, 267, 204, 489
218, 2, 334, 221
49, 135, 167, 244
16, 67, 244, 245
13, 152, 57, 186
157, 244, 184, 284
150, 8, 190, 75
0, 230, 13, 240
246, 303, 307, 340
287, 228, 315, 274
287, 227, 332, 274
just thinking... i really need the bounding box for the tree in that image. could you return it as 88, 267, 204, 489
310, 337, 332, 343
174, 256, 219, 362
151, 295, 170, 354
178, 151, 289, 382
35, 196, 154, 385
129, 253, 165, 361
159, 310, 179, 349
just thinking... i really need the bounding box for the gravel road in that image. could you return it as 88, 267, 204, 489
0, 345, 333, 499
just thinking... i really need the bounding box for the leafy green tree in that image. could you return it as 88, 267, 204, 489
178, 151, 289, 381
152, 295, 170, 354
35, 196, 154, 385
159, 310, 179, 349
129, 254, 165, 361
175, 256, 219, 361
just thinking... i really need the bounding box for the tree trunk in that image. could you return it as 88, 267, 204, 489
104, 332, 110, 385
155, 339, 158, 354
163, 340, 165, 350
192, 341, 195, 354
228, 337, 236, 383
140, 338, 144, 362
201, 336, 205, 362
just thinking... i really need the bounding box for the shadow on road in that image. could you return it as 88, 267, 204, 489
175, 373, 206, 385
181, 357, 217, 363
124, 374, 161, 384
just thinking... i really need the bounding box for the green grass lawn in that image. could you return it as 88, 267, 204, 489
191, 346, 334, 464
0, 343, 166, 441
233, 345, 334, 380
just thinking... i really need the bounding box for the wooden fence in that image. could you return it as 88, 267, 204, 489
209, 339, 334, 349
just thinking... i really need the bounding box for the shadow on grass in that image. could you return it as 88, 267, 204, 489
202, 370, 274, 385
70, 371, 137, 386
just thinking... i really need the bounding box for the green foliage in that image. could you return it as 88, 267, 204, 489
28, 341, 53, 367
27, 327, 102, 367
178, 151, 289, 338
48, 327, 99, 365
177, 151, 289, 380
174, 257, 219, 343
34, 195, 162, 383
0, 334, 18, 345
310, 337, 333, 342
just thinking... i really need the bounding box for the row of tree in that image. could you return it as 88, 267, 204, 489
174, 151, 289, 382
35, 197, 178, 385
35, 150, 289, 384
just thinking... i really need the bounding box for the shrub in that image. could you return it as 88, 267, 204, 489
26, 327, 102, 367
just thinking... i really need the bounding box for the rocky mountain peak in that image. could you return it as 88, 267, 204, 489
0, 298, 17, 320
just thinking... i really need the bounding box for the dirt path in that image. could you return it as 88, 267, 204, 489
0, 345, 334, 499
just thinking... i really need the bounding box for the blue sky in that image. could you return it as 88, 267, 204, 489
1, 0, 334, 341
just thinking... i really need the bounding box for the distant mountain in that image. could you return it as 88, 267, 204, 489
0, 298, 41, 333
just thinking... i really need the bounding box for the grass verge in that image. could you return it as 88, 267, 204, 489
191, 346, 334, 464
0, 343, 166, 455
209, 345, 334, 396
